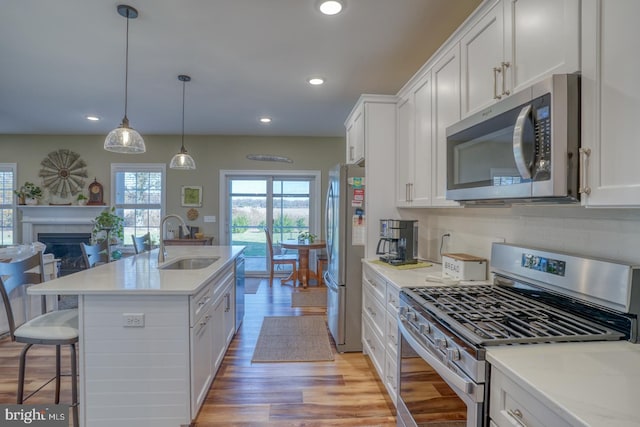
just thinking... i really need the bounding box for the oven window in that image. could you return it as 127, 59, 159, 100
399, 335, 467, 426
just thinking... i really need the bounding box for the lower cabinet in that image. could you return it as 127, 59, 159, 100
190, 263, 236, 419
362, 263, 401, 405
490, 366, 573, 427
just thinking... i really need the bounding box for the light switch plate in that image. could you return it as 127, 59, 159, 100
204, 215, 216, 223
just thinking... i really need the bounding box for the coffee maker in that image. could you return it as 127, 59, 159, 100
376, 219, 419, 265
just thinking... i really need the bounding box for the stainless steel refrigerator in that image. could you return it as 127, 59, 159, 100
324, 164, 364, 352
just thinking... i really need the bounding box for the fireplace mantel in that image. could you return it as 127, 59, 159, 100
19, 205, 108, 244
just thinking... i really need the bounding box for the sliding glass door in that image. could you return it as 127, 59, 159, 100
223, 171, 320, 276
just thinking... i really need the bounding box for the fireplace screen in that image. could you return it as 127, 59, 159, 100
38, 233, 91, 276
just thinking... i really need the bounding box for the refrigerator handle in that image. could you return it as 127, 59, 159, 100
324, 183, 332, 264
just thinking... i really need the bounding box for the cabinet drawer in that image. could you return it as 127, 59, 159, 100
362, 318, 385, 378
363, 284, 385, 338
490, 367, 573, 427
190, 282, 213, 326
385, 285, 400, 315
362, 264, 386, 303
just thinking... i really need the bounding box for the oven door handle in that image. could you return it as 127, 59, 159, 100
399, 318, 479, 399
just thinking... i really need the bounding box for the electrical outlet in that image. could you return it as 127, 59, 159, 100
203, 215, 216, 223
122, 313, 145, 328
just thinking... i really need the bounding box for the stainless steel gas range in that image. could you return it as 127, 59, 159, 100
397, 243, 640, 427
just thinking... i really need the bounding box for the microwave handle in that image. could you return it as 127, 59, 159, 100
513, 104, 533, 180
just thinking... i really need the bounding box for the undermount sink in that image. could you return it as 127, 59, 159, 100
159, 257, 219, 270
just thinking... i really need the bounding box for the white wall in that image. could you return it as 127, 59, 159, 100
399, 205, 640, 265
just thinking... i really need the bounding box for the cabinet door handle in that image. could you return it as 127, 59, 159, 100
501, 61, 511, 96
493, 67, 502, 100
349, 146, 354, 162
579, 147, 592, 195
506, 408, 528, 427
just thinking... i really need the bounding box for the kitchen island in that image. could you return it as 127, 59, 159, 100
28, 245, 245, 427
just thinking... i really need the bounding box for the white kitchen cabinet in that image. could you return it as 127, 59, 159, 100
190, 303, 213, 415
211, 266, 235, 373
396, 73, 433, 207
345, 103, 364, 165
490, 366, 573, 427
362, 263, 401, 406
580, 0, 640, 207
345, 95, 397, 259
431, 44, 462, 207
395, 94, 413, 207
461, 0, 580, 117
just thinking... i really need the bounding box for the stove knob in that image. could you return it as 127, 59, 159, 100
447, 348, 461, 361
419, 323, 431, 335
435, 338, 447, 349
406, 311, 417, 322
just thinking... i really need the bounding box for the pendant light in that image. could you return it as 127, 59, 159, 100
169, 75, 196, 170
104, 4, 146, 154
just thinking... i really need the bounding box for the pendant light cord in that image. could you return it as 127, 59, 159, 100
181, 79, 186, 150
123, 9, 130, 120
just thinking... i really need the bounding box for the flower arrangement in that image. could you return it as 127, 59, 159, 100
297, 231, 317, 243
92, 207, 124, 244
14, 182, 43, 204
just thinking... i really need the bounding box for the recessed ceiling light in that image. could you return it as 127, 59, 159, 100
308, 77, 325, 86
259, 117, 272, 124
318, 0, 344, 15
85, 115, 100, 121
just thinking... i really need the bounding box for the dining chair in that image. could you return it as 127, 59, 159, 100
80, 241, 108, 268
316, 248, 328, 286
0, 251, 79, 427
264, 227, 297, 286
131, 233, 149, 254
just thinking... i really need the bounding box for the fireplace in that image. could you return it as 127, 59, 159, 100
38, 233, 91, 276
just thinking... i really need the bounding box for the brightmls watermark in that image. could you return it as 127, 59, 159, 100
0, 405, 66, 426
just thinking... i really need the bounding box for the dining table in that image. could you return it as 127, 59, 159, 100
281, 239, 326, 288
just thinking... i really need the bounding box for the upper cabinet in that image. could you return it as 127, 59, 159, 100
580, 0, 640, 207
395, 73, 434, 207
394, 44, 462, 209
461, 0, 580, 117
345, 103, 365, 165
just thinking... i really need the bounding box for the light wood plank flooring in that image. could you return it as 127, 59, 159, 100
0, 279, 397, 426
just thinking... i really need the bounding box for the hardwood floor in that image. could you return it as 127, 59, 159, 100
196, 279, 396, 426
0, 279, 397, 426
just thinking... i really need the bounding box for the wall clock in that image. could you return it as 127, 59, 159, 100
87, 178, 105, 205
39, 149, 88, 197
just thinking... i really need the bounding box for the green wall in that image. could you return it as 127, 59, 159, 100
0, 134, 344, 243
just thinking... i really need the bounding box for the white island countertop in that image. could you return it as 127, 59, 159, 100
28, 245, 245, 296
487, 341, 640, 427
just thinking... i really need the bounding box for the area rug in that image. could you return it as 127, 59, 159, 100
244, 278, 262, 294
291, 289, 327, 307
251, 316, 334, 362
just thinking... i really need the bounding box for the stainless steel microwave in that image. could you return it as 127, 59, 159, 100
446, 74, 580, 203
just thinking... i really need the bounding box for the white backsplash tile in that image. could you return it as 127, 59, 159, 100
401, 206, 640, 265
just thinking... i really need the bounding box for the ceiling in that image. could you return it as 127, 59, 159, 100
0, 0, 482, 138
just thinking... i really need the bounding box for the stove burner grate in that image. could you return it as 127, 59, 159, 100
407, 285, 625, 345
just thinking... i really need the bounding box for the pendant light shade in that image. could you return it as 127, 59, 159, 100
105, 5, 146, 154
170, 75, 196, 170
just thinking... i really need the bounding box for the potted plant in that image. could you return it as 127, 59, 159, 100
297, 231, 317, 243
76, 194, 88, 206
14, 182, 43, 205
92, 207, 124, 244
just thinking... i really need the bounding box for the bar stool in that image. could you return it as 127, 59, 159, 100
0, 251, 79, 427
81, 241, 108, 268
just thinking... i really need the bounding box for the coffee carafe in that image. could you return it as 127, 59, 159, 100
376, 219, 418, 265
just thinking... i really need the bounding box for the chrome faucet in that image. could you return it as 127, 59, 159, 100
158, 214, 190, 263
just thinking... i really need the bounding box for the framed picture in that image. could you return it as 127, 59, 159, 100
181, 186, 202, 207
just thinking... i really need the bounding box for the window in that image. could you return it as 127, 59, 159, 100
0, 164, 16, 245
111, 164, 165, 246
